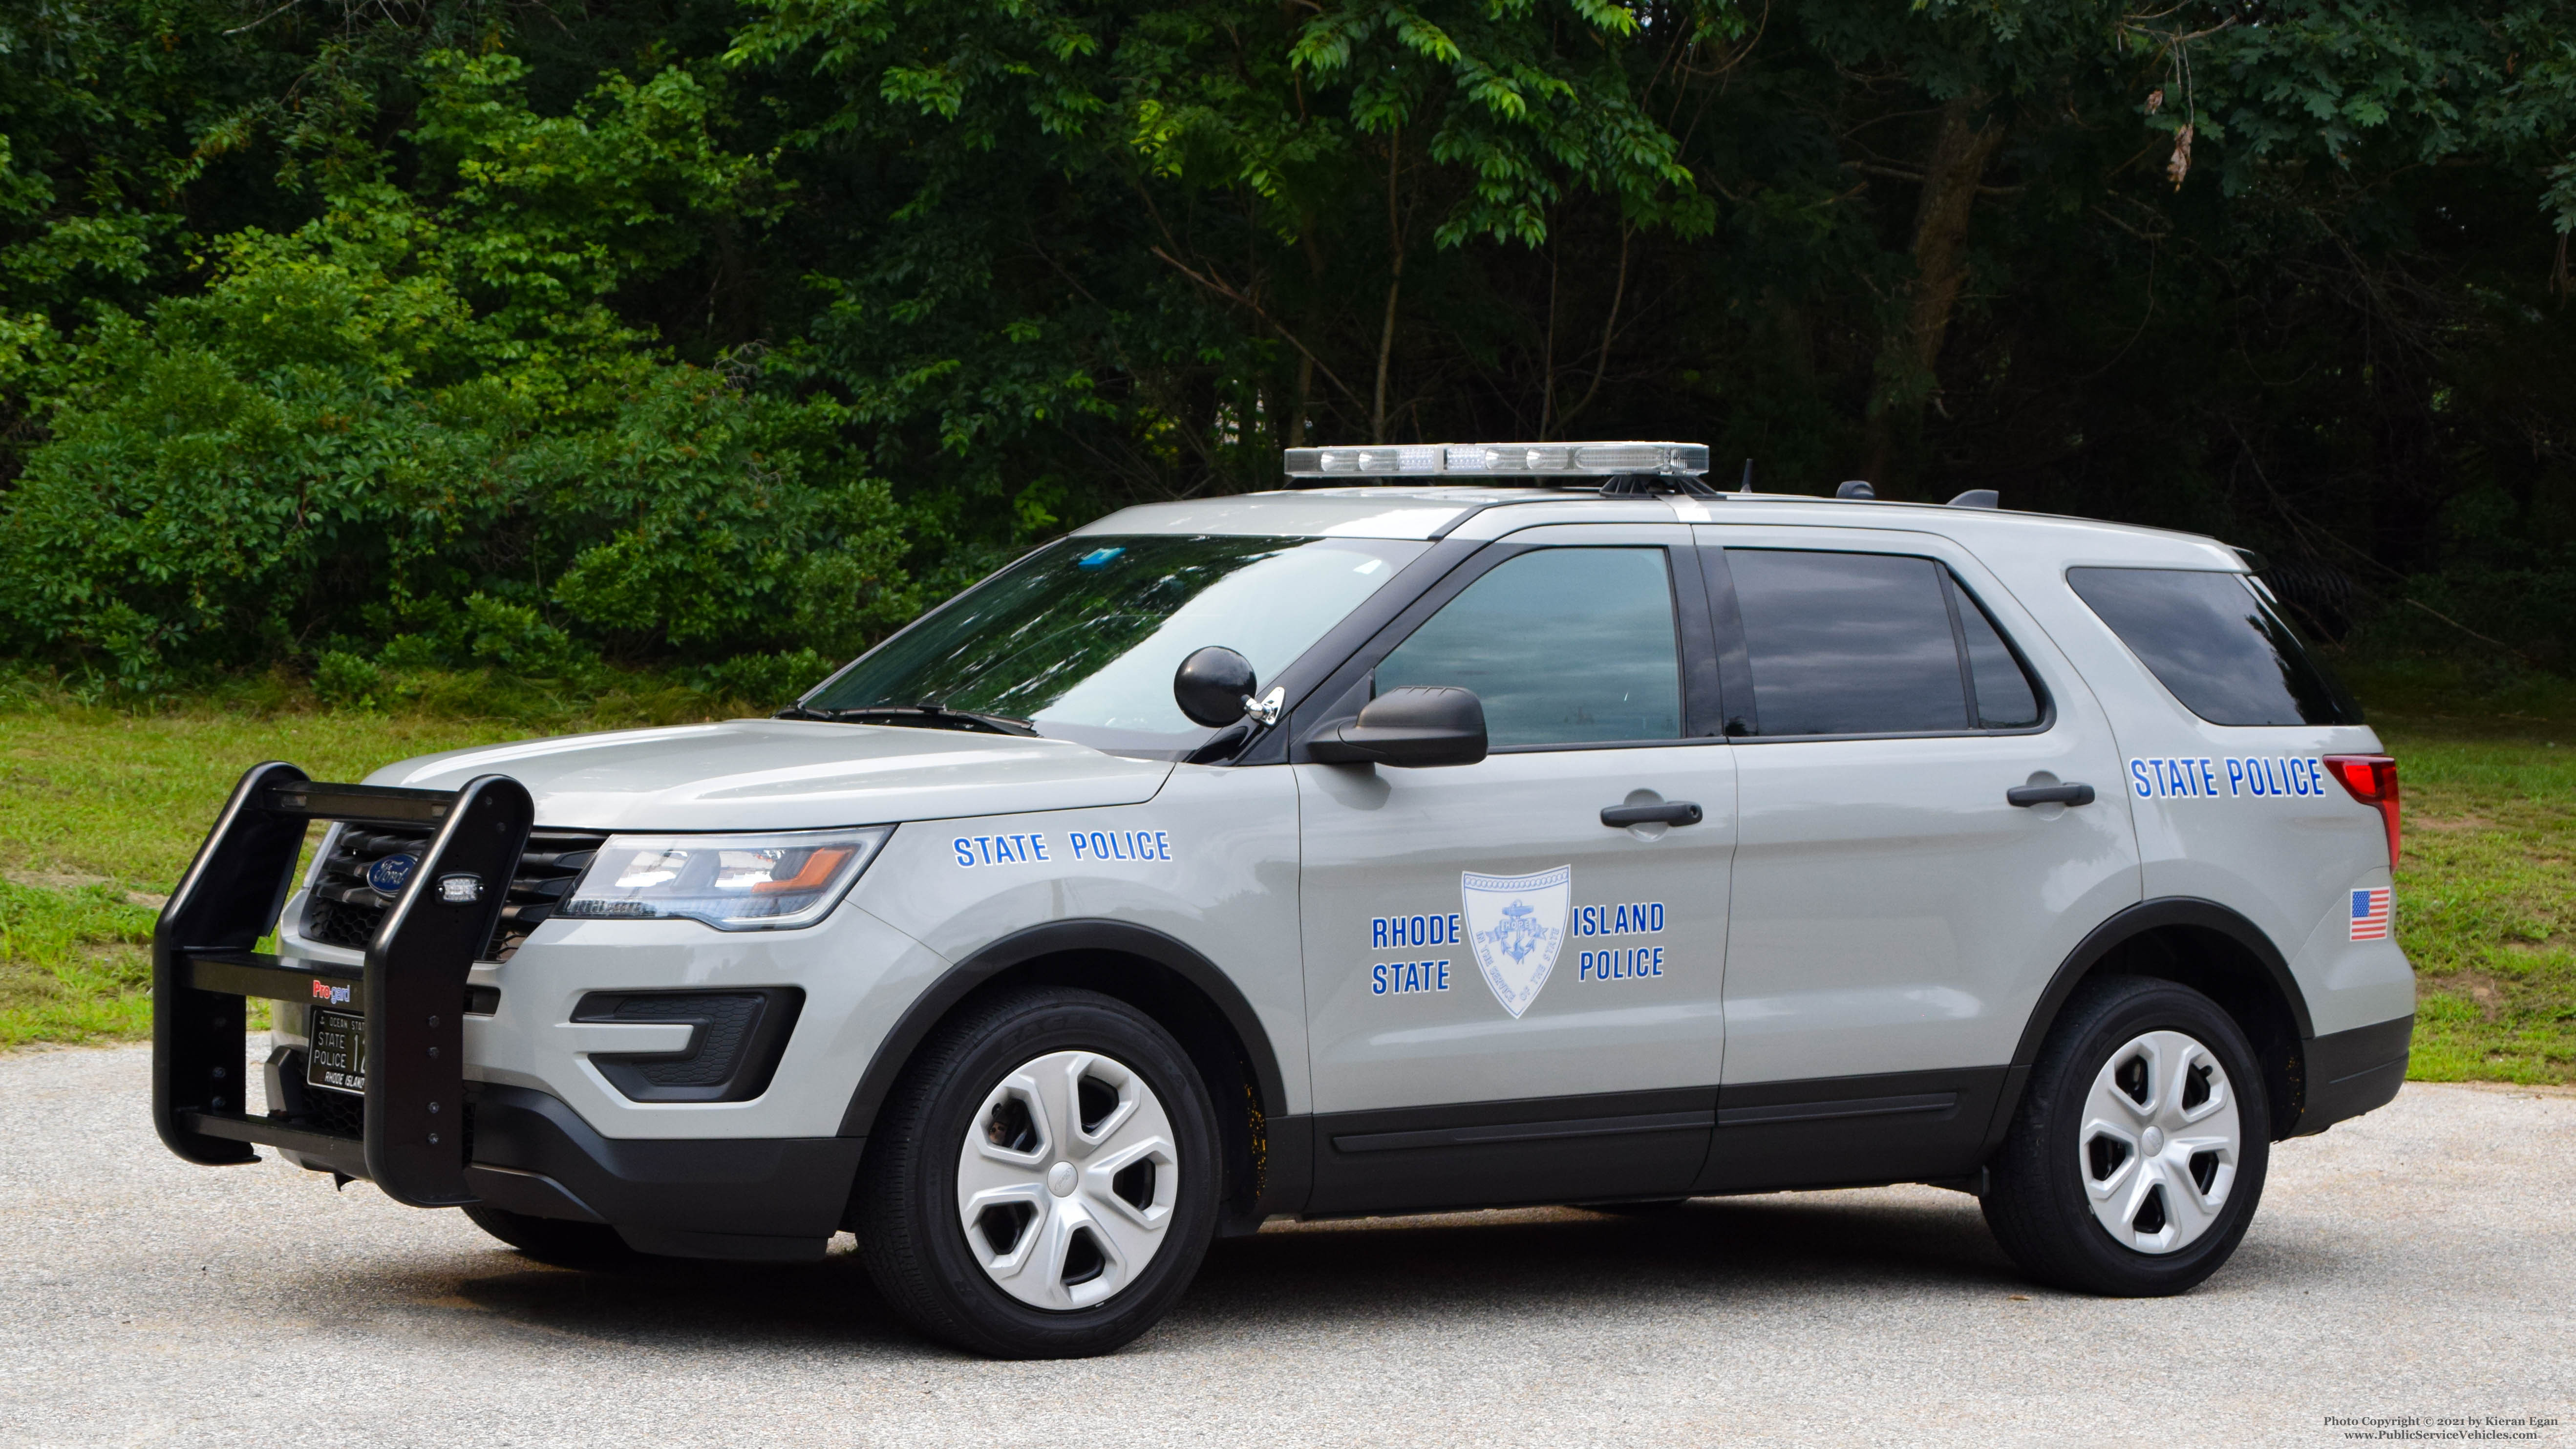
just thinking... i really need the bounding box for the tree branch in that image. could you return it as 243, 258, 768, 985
1554, 226, 1633, 437
1148, 247, 1364, 410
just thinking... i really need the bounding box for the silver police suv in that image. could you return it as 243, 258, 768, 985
151, 443, 2413, 1357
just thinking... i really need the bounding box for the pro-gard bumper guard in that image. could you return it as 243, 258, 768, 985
154, 763, 533, 1207
154, 763, 870, 1260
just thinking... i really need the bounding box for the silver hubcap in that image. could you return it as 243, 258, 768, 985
2080, 1029, 2242, 1254
955, 1051, 1180, 1310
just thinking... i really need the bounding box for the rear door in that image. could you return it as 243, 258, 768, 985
1293, 524, 1738, 1213
1693, 524, 2142, 1190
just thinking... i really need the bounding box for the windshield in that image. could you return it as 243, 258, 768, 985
805, 533, 1429, 754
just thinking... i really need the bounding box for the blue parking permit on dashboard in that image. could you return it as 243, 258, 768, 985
1076, 547, 1126, 570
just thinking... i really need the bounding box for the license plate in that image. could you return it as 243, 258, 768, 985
307, 1009, 367, 1096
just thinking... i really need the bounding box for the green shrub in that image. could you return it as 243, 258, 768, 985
0, 53, 915, 691
312, 651, 383, 709
693, 649, 841, 712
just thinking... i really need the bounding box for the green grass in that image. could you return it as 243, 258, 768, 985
0, 658, 2569, 1078
0, 703, 515, 1044
0, 705, 545, 892
2334, 653, 2576, 1083
2377, 731, 2576, 1083
0, 673, 755, 1046
0, 877, 164, 1046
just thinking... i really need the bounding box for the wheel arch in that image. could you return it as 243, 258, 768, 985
836, 919, 1289, 1229
2001, 897, 2315, 1144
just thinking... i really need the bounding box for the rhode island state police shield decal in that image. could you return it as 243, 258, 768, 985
1461, 866, 1572, 1019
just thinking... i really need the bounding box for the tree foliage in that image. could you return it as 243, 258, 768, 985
3, 0, 2575, 686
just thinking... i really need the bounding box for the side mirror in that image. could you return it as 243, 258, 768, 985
1307, 686, 1487, 768
1174, 646, 1257, 728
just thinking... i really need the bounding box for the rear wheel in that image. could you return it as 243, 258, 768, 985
1983, 976, 2270, 1296
461, 1203, 634, 1268
854, 987, 1220, 1358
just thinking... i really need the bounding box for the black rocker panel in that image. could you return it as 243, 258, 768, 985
1305, 1087, 1715, 1216
1695, 1067, 2008, 1194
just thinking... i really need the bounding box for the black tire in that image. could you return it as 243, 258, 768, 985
1983, 975, 2272, 1296
854, 987, 1222, 1358
461, 1202, 635, 1268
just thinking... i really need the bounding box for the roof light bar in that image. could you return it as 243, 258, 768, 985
1284, 442, 1710, 480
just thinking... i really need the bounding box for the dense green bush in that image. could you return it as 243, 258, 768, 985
3, 0, 2576, 694
0, 50, 910, 691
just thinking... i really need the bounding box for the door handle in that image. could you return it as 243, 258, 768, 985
1601, 802, 1704, 828
2006, 783, 2096, 808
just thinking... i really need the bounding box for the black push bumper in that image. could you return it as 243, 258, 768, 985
154, 761, 864, 1259
154, 763, 533, 1206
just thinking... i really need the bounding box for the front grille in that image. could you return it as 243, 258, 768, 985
303, 1076, 365, 1136
267, 1051, 475, 1158
303, 825, 607, 961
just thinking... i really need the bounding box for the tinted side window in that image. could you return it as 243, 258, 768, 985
1726, 551, 1968, 736
2067, 567, 2361, 726
1959, 590, 2043, 728
1376, 548, 1682, 746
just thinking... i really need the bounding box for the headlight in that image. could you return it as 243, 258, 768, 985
559, 827, 892, 931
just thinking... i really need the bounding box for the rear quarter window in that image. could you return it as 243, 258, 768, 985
2066, 567, 2361, 726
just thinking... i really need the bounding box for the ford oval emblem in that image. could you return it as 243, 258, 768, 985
366, 853, 419, 895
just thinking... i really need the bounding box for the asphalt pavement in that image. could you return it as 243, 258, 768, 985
1, 1040, 2568, 1448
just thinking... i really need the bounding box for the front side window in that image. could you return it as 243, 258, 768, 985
807, 533, 1426, 753
1375, 547, 1682, 747
2067, 567, 2360, 726
1723, 549, 2046, 737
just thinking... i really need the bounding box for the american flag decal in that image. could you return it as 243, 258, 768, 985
2349, 888, 2392, 941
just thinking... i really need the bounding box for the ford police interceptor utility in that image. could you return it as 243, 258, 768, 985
150, 442, 2414, 1358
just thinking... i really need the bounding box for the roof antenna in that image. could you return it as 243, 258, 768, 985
1739, 458, 1753, 492
1836, 480, 1876, 500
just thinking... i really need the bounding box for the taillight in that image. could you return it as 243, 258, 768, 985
2323, 755, 2401, 870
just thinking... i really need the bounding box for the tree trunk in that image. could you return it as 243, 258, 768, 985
1864, 94, 2007, 489
1373, 129, 1403, 444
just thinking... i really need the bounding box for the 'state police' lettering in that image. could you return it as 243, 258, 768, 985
952, 829, 1172, 867
2129, 756, 2325, 801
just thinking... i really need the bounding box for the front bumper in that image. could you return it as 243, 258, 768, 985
155, 763, 898, 1260
465, 1085, 859, 1260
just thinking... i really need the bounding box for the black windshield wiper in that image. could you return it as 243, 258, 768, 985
778, 703, 1038, 737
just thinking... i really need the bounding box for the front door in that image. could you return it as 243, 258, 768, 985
1293, 527, 1738, 1213
1692, 526, 2142, 1191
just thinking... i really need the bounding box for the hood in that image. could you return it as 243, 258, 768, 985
364, 719, 1175, 832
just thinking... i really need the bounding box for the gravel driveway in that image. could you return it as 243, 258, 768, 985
1, 1041, 2568, 1448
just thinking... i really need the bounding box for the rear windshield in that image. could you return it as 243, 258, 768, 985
2066, 567, 2361, 726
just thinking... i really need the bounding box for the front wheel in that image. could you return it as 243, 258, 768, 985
854, 987, 1221, 1358
1983, 975, 2271, 1296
